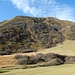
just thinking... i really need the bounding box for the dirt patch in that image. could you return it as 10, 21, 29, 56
0, 52, 36, 66
0, 55, 17, 66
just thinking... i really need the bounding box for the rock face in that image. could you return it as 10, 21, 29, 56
14, 53, 75, 66
0, 16, 75, 54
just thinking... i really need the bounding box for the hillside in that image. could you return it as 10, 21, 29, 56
0, 40, 75, 66
0, 16, 75, 55
40, 40, 75, 56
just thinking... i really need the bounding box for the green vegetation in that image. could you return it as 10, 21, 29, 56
1, 64, 75, 75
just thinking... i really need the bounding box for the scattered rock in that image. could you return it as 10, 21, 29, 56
15, 53, 67, 66
65, 56, 75, 64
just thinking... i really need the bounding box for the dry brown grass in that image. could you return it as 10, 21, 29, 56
0, 55, 17, 66
0, 53, 37, 66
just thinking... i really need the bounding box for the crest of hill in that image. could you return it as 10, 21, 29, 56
0, 16, 74, 27
10, 16, 75, 26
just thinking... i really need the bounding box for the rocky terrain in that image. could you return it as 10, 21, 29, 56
0, 16, 75, 55
14, 53, 75, 67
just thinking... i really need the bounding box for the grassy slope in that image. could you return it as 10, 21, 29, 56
1, 64, 75, 75
39, 40, 75, 56
0, 40, 75, 75
0, 40, 75, 66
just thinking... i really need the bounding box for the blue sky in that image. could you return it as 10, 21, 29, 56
0, 0, 75, 22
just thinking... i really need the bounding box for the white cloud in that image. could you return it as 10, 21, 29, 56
5, 0, 75, 21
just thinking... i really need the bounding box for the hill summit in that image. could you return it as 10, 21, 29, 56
0, 16, 75, 55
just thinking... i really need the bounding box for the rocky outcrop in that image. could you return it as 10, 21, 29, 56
0, 16, 75, 54
14, 53, 75, 66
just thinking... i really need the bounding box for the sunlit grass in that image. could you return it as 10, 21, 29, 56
39, 40, 75, 56
1, 64, 75, 75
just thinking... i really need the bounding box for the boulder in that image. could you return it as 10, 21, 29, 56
65, 56, 75, 64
